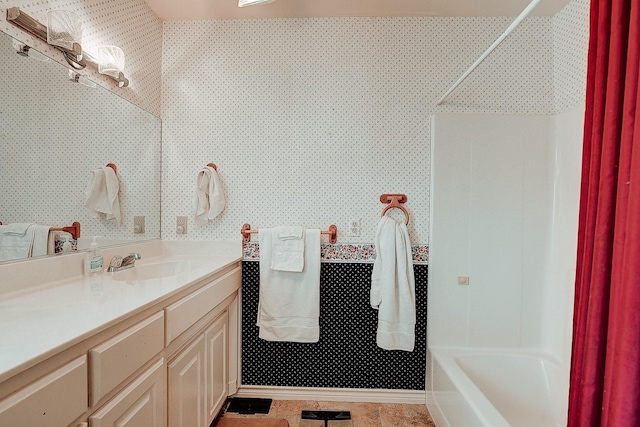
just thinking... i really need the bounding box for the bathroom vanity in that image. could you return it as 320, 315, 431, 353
0, 240, 242, 427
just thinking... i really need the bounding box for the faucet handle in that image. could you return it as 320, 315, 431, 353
109, 255, 123, 268
128, 252, 142, 260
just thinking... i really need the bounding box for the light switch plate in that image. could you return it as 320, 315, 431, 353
133, 216, 145, 234
176, 216, 187, 235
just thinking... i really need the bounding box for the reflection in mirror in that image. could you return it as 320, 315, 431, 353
0, 31, 161, 264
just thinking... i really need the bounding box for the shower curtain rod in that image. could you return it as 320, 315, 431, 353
436, 0, 543, 106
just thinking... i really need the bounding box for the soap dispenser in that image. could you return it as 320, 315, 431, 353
84, 236, 104, 276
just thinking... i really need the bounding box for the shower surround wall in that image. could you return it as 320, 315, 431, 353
160, 0, 587, 394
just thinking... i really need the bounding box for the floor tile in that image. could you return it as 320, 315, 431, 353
219, 399, 436, 427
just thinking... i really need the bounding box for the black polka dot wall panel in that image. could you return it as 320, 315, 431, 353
241, 261, 428, 390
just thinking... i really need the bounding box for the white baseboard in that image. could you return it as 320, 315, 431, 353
234, 385, 426, 405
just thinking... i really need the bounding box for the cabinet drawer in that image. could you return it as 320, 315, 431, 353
165, 266, 240, 345
89, 312, 164, 406
89, 358, 165, 427
0, 355, 87, 427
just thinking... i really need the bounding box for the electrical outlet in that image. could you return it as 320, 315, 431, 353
347, 219, 361, 237
133, 216, 145, 234
457, 276, 470, 285
176, 216, 187, 235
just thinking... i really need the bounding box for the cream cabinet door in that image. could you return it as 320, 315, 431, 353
0, 355, 87, 427
89, 358, 165, 427
168, 335, 206, 427
205, 313, 228, 423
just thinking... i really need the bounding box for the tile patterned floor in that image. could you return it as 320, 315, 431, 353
218, 399, 437, 427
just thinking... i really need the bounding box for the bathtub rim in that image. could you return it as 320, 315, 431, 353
427, 346, 564, 427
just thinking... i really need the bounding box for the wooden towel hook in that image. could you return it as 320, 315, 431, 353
207, 163, 217, 171
380, 194, 409, 225
106, 163, 117, 174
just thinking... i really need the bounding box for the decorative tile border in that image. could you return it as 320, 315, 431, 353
242, 242, 429, 264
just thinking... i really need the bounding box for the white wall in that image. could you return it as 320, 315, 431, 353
543, 105, 583, 362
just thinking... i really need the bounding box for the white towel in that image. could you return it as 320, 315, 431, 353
30, 225, 50, 257
257, 228, 321, 342
371, 215, 416, 351
194, 166, 226, 226
0, 224, 32, 261
271, 226, 304, 272
2, 223, 31, 236
0, 223, 51, 261
84, 166, 122, 225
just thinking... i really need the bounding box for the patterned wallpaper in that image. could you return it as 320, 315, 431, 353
0, 0, 588, 250
241, 262, 429, 390
161, 5, 588, 247
552, 0, 589, 112
0, 0, 163, 116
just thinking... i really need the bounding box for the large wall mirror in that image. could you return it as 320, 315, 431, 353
0, 30, 161, 264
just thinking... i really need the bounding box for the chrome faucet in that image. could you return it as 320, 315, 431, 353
107, 252, 142, 272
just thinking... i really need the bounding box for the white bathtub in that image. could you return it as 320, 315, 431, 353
426, 348, 568, 427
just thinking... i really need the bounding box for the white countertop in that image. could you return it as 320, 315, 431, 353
0, 240, 242, 383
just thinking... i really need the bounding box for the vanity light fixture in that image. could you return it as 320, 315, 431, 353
12, 39, 50, 62
47, 10, 84, 70
95, 45, 127, 85
68, 70, 97, 88
238, 0, 276, 7
46, 10, 83, 62
6, 7, 129, 87
83, 49, 129, 87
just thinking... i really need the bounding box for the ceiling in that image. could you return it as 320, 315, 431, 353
143, 0, 574, 21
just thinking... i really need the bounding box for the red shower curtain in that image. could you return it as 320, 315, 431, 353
568, 0, 640, 425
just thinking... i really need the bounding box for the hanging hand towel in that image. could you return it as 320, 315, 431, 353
371, 215, 416, 351
194, 165, 226, 226
257, 228, 321, 342
271, 226, 304, 272
84, 166, 122, 225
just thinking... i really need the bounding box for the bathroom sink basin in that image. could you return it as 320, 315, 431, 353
110, 261, 205, 282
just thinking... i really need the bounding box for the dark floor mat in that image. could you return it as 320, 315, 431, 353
300, 410, 352, 427
226, 397, 273, 414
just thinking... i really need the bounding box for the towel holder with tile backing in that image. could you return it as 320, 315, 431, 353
241, 223, 338, 244
51, 221, 81, 240
380, 194, 409, 225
